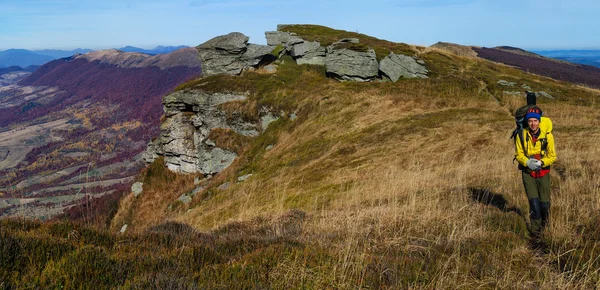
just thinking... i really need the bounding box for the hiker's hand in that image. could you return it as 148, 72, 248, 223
527, 159, 541, 170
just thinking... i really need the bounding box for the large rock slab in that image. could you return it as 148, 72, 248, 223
265, 31, 304, 46
197, 49, 247, 76
290, 41, 320, 58
325, 47, 379, 82
197, 32, 249, 54
290, 41, 326, 65
379, 53, 428, 82
197, 32, 273, 76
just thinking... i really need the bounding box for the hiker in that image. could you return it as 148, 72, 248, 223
514, 105, 557, 237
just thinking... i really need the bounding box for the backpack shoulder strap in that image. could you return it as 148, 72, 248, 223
518, 128, 527, 157
513, 128, 527, 164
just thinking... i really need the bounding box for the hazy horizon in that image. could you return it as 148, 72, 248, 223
1, 0, 599, 51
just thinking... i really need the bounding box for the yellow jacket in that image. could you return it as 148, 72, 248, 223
514, 126, 557, 170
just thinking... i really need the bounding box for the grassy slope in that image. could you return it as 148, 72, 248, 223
3, 25, 600, 289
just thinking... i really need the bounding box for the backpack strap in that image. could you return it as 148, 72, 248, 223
520, 128, 528, 157
512, 128, 527, 164
539, 133, 549, 158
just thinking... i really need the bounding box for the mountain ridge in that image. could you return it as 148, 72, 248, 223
0, 46, 189, 69
1, 24, 599, 289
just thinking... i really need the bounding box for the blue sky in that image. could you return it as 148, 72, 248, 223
0, 0, 598, 51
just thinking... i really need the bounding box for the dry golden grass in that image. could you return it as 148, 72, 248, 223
426, 43, 478, 58
111, 31, 600, 287
110, 158, 199, 232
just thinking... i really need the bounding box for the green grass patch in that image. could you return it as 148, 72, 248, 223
278, 24, 416, 60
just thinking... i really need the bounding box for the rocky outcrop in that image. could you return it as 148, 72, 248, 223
197, 32, 274, 76
379, 53, 428, 82
144, 90, 272, 174
265, 31, 325, 64
265, 29, 427, 82
325, 45, 379, 82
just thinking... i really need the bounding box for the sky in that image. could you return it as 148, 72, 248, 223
1, 0, 599, 51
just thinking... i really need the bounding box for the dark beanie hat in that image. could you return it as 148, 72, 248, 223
525, 107, 541, 121
526, 91, 537, 105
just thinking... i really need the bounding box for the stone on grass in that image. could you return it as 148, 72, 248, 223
521, 84, 532, 90
497, 80, 516, 87
261, 113, 280, 132
177, 194, 192, 204
537, 91, 555, 99
218, 182, 230, 190
263, 64, 277, 73
238, 174, 253, 182
379, 53, 428, 82
132, 182, 143, 197
325, 47, 379, 82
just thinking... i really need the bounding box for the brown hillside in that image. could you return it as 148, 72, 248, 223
0, 49, 202, 219
108, 25, 600, 288
2, 25, 600, 289
474, 46, 600, 88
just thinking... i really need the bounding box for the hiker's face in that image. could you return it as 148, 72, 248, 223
528, 118, 540, 132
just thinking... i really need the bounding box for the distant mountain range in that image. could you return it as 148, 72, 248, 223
474, 46, 600, 88
0, 46, 189, 68
532, 49, 600, 68
117, 45, 189, 55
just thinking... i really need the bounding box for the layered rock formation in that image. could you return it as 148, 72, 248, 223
265, 30, 428, 82
197, 32, 275, 76
325, 41, 379, 82
147, 26, 430, 175
143, 90, 264, 174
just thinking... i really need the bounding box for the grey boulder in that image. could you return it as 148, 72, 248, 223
197, 32, 274, 76
265, 31, 304, 46
290, 41, 326, 65
131, 182, 143, 197
197, 32, 249, 54
379, 53, 428, 82
325, 47, 379, 82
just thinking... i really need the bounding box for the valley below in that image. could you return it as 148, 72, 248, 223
1, 25, 599, 289
0, 47, 203, 219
